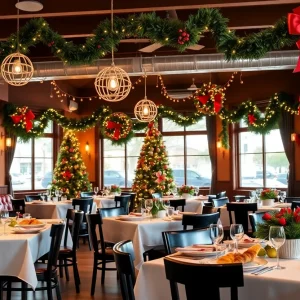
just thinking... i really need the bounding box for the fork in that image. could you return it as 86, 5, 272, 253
252, 266, 276, 275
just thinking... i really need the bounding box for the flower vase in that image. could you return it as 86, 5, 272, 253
260, 199, 274, 206
156, 210, 166, 218
181, 193, 192, 199
278, 239, 300, 259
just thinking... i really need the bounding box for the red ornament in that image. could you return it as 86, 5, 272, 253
48, 41, 55, 47
97, 45, 101, 49
248, 114, 257, 125
288, 7, 300, 72
69, 148, 74, 153
11, 107, 35, 132
62, 170, 72, 180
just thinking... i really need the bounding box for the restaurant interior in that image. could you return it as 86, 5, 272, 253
1, 0, 300, 299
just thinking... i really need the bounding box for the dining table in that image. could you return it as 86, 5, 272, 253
0, 219, 72, 289
134, 255, 300, 300
25, 200, 97, 219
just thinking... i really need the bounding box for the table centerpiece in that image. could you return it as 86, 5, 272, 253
110, 184, 121, 196
260, 188, 278, 206
178, 185, 195, 199
151, 199, 166, 218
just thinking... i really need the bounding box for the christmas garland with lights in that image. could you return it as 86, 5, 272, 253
2, 92, 298, 147
0, 9, 296, 65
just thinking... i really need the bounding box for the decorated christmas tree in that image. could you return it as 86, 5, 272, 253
132, 122, 174, 205
51, 130, 92, 198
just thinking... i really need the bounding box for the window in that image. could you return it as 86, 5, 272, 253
237, 122, 288, 189
101, 117, 211, 189
11, 122, 55, 191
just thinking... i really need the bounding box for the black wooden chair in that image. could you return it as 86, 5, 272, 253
121, 192, 136, 213
182, 212, 220, 230
233, 195, 248, 202
113, 240, 136, 300
285, 197, 300, 204
212, 197, 229, 207
2, 223, 65, 300
227, 202, 257, 235
164, 257, 244, 300
9, 199, 26, 216
249, 211, 269, 233
114, 195, 131, 215
100, 207, 125, 217
292, 201, 300, 210
202, 206, 219, 214
80, 191, 95, 197
24, 195, 41, 202
152, 192, 162, 199
57, 209, 83, 293
216, 191, 226, 198
162, 228, 212, 255
86, 213, 116, 295
72, 198, 93, 249
169, 199, 186, 211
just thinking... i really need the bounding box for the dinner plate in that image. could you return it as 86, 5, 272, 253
17, 222, 46, 229
175, 246, 226, 257
238, 239, 264, 248
118, 216, 147, 221
13, 228, 42, 234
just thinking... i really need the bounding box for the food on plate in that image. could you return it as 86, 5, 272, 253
8, 217, 18, 227
216, 244, 262, 264
18, 218, 44, 225
265, 245, 277, 258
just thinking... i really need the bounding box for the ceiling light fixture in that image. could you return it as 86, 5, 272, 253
94, 0, 131, 102
1, 1, 34, 86
15, 0, 43, 12
134, 71, 157, 122
187, 78, 198, 91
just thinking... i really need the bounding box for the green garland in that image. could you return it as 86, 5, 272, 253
0, 9, 296, 65
2, 92, 298, 147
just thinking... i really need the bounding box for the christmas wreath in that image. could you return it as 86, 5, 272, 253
103, 112, 133, 145
193, 83, 225, 115
11, 106, 35, 133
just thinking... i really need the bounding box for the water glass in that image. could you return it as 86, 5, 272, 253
23, 213, 31, 219
230, 224, 244, 252
269, 226, 286, 269
0, 210, 9, 235
94, 186, 99, 196
144, 199, 153, 216
210, 224, 224, 257
167, 206, 175, 217
164, 200, 170, 210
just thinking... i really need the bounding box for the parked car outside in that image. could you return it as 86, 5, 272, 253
256, 170, 277, 179
11, 173, 26, 185
41, 171, 53, 188
172, 169, 211, 187
276, 173, 288, 185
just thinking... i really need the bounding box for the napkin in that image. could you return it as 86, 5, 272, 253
175, 245, 216, 252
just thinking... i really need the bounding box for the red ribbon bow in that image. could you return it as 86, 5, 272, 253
197, 95, 209, 105
11, 108, 35, 132
288, 7, 300, 72
248, 114, 257, 125
156, 171, 166, 184
62, 170, 72, 180
214, 93, 223, 113
107, 121, 121, 140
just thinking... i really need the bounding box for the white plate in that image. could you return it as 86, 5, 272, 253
17, 222, 46, 229
175, 247, 226, 257
118, 216, 147, 221
31, 201, 48, 204
238, 239, 264, 248
13, 228, 42, 234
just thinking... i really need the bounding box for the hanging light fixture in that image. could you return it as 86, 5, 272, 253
94, 0, 131, 102
1, 2, 34, 86
187, 78, 198, 91
15, 0, 43, 12
134, 71, 157, 122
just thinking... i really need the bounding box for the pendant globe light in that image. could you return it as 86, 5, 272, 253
94, 0, 131, 102
15, 0, 43, 12
134, 71, 157, 122
1, 2, 34, 86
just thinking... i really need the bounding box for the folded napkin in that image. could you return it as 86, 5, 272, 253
240, 234, 256, 243
129, 212, 143, 216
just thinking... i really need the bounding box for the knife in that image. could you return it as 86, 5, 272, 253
254, 266, 276, 275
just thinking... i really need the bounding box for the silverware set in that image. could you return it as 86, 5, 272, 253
251, 265, 276, 275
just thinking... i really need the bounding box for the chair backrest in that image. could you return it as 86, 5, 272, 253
11, 199, 26, 214
115, 195, 131, 215
24, 195, 41, 202
207, 195, 216, 202
113, 240, 136, 300
212, 197, 229, 207
285, 197, 300, 204
100, 207, 125, 217
164, 257, 244, 300
163, 228, 212, 255
169, 199, 186, 211
249, 211, 268, 233
0, 194, 13, 211
216, 191, 226, 198
202, 206, 219, 214
292, 201, 300, 211
80, 191, 94, 198
182, 212, 220, 230
121, 192, 136, 213
47, 223, 65, 274
227, 203, 257, 233
152, 193, 162, 199
64, 209, 84, 250
233, 195, 248, 202
72, 198, 93, 221
86, 213, 105, 254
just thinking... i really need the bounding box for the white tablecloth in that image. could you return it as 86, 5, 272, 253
94, 196, 115, 208
25, 201, 97, 219
134, 257, 300, 300
102, 217, 183, 268
0, 219, 72, 289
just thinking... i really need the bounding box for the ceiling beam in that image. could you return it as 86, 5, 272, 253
0, 0, 298, 20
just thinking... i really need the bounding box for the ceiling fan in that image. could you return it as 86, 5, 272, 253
165, 78, 200, 99
138, 10, 205, 53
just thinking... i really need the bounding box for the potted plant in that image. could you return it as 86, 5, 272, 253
151, 199, 166, 218
110, 184, 121, 196
178, 185, 195, 199
260, 189, 278, 206
256, 208, 300, 258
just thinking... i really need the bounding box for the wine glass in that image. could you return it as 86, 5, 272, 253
230, 224, 244, 252
144, 199, 153, 217
210, 224, 224, 257
40, 194, 45, 202
164, 200, 170, 216
0, 209, 9, 235
58, 190, 63, 201
94, 187, 99, 196
269, 226, 286, 270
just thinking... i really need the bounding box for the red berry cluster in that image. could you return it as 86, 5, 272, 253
178, 29, 190, 45
48, 41, 55, 47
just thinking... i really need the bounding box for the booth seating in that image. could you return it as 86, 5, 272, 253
0, 194, 13, 211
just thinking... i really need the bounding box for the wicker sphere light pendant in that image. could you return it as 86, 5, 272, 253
1, 52, 34, 86
94, 63, 131, 102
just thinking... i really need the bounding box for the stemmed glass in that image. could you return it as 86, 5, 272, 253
230, 224, 244, 252
269, 226, 286, 270
144, 199, 153, 217
164, 200, 170, 216
40, 194, 46, 202
94, 187, 99, 196
55, 189, 59, 199
0, 209, 9, 235
210, 224, 224, 258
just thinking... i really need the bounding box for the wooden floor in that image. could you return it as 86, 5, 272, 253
5, 243, 123, 300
